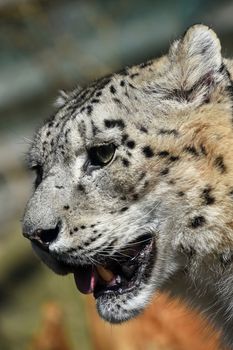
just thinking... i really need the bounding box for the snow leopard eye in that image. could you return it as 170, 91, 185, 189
88, 143, 116, 167
31, 165, 43, 189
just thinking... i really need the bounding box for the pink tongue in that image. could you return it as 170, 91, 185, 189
74, 266, 97, 294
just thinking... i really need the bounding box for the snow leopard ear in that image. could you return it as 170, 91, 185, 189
168, 24, 225, 101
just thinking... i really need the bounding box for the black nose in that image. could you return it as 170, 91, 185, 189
23, 222, 61, 249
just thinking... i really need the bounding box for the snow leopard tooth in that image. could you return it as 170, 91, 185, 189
96, 265, 115, 282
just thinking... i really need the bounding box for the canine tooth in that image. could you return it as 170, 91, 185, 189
96, 265, 114, 282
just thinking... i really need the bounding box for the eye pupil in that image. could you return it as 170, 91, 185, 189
88, 144, 115, 167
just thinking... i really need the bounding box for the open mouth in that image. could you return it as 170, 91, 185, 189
32, 233, 156, 300
73, 233, 155, 299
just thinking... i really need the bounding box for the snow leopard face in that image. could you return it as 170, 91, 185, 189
23, 25, 233, 323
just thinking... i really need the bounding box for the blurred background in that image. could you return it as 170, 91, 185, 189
1, 0, 233, 349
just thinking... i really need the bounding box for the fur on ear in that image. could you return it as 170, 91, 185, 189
168, 24, 225, 101
54, 90, 70, 108
54, 86, 82, 108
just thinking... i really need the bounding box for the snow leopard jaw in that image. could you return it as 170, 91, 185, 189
32, 233, 155, 299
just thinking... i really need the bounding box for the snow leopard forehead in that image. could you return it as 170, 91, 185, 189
28, 62, 161, 166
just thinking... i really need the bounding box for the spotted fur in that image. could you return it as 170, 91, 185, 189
23, 25, 233, 348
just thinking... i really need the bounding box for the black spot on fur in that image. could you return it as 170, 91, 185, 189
118, 67, 129, 76
122, 158, 130, 167
77, 184, 85, 192
74, 227, 78, 232
63, 205, 70, 210
86, 105, 93, 115
214, 155, 226, 173
55, 185, 64, 189
177, 191, 184, 197
110, 85, 116, 94
120, 80, 125, 87
169, 179, 175, 185
219, 63, 226, 74
126, 140, 135, 149
139, 126, 148, 133
203, 97, 210, 104
115, 119, 125, 129
126, 185, 134, 193
130, 73, 139, 78
158, 129, 179, 137
46, 131, 51, 137
96, 91, 102, 97
160, 168, 169, 176
104, 120, 112, 128
169, 155, 180, 162
142, 146, 154, 158
128, 82, 136, 89
122, 134, 129, 143
189, 215, 206, 228
48, 121, 54, 128
80, 225, 86, 229
120, 207, 128, 212
157, 150, 169, 158
91, 120, 98, 136
202, 186, 215, 205
65, 129, 70, 136
91, 98, 99, 104
184, 146, 199, 156
144, 180, 149, 188
104, 119, 125, 129
139, 172, 146, 181
113, 97, 121, 104
67, 247, 78, 253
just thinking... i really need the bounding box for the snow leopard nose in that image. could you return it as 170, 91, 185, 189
23, 221, 61, 249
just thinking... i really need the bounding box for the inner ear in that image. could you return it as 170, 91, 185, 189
168, 24, 224, 99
